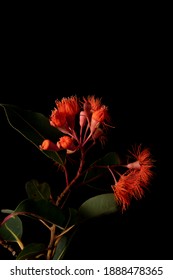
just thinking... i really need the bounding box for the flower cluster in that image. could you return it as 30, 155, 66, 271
39, 95, 111, 153
39, 95, 154, 212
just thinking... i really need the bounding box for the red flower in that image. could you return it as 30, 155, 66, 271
113, 146, 154, 211
81, 95, 102, 125
112, 173, 132, 211
127, 145, 154, 187
85, 95, 102, 112
90, 105, 110, 134
58, 136, 76, 151
50, 109, 66, 128
50, 96, 80, 132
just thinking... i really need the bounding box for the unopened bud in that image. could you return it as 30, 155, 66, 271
90, 118, 99, 134
79, 111, 87, 128
58, 136, 76, 151
39, 140, 59, 151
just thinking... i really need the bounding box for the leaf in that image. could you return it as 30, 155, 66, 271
0, 216, 23, 242
0, 104, 66, 165
1, 209, 14, 214
14, 199, 65, 228
16, 243, 46, 260
64, 208, 78, 228
93, 152, 120, 166
78, 193, 119, 221
0, 199, 66, 230
25, 179, 51, 201
53, 208, 78, 260
53, 225, 77, 260
84, 152, 120, 183
53, 235, 68, 260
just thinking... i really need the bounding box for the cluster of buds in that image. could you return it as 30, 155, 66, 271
39, 95, 112, 153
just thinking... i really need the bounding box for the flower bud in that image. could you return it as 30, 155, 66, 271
39, 140, 59, 151
58, 136, 76, 151
79, 111, 87, 128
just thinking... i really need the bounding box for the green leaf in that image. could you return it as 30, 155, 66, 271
53, 226, 77, 260
13, 199, 65, 228
78, 193, 119, 221
93, 152, 120, 166
1, 209, 14, 214
64, 208, 78, 228
25, 179, 51, 201
0, 104, 66, 165
84, 152, 120, 183
53, 235, 68, 260
0, 216, 23, 242
16, 243, 46, 260
53, 208, 78, 259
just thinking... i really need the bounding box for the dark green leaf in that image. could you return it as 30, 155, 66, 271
53, 235, 68, 260
16, 243, 46, 260
93, 152, 120, 166
0, 104, 66, 165
0, 216, 23, 242
84, 152, 120, 182
25, 179, 51, 201
65, 208, 78, 228
53, 225, 77, 260
53, 208, 78, 259
13, 199, 66, 228
78, 193, 119, 221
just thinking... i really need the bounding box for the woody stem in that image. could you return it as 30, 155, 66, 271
47, 147, 85, 259
56, 147, 85, 206
107, 166, 117, 184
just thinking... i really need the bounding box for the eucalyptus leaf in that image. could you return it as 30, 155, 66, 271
16, 243, 46, 260
52, 208, 78, 259
84, 152, 120, 182
65, 208, 78, 228
53, 226, 77, 260
53, 235, 68, 260
13, 199, 65, 228
0, 104, 66, 165
25, 179, 51, 201
78, 193, 119, 221
1, 209, 14, 214
0, 216, 23, 242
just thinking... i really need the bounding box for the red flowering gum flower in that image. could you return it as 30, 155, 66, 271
56, 96, 80, 129
50, 108, 66, 128
82, 95, 102, 121
62, 96, 79, 116
126, 146, 154, 188
39, 139, 59, 151
112, 174, 132, 211
86, 95, 102, 112
113, 170, 145, 211
124, 170, 145, 199
58, 136, 76, 151
50, 96, 79, 133
90, 105, 110, 134
114, 146, 155, 211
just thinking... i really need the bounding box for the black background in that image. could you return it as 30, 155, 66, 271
0, 10, 172, 260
